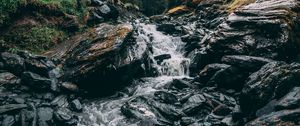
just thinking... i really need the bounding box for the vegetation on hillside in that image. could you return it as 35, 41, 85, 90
0, 0, 88, 53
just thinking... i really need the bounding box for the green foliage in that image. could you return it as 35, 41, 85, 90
36, 0, 87, 18
0, 0, 22, 26
4, 26, 66, 53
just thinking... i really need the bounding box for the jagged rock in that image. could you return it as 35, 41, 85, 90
0, 52, 25, 75
58, 23, 150, 95
154, 91, 178, 104
240, 62, 300, 116
196, 0, 300, 71
88, 4, 119, 26
37, 107, 54, 126
2, 115, 15, 126
169, 79, 194, 89
21, 72, 52, 91
70, 99, 82, 112
213, 104, 231, 116
221, 55, 274, 71
0, 72, 20, 85
51, 95, 69, 108
206, 65, 245, 90
180, 117, 196, 126
182, 94, 211, 116
0, 104, 27, 114
22, 52, 55, 77
198, 63, 231, 84
154, 54, 171, 64
54, 108, 78, 126
246, 108, 300, 126
121, 96, 165, 125
275, 87, 300, 110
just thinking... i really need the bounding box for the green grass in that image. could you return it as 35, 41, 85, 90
0, 0, 87, 27
0, 0, 88, 53
4, 26, 66, 53
37, 0, 87, 16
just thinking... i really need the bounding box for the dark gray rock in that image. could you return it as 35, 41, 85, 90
275, 87, 300, 110
54, 108, 78, 126
154, 91, 178, 104
169, 79, 194, 89
221, 55, 273, 71
0, 104, 27, 114
154, 54, 171, 64
2, 115, 15, 126
212, 104, 231, 116
0, 72, 20, 85
70, 99, 82, 112
24, 54, 55, 77
206, 65, 245, 90
0, 52, 25, 75
198, 63, 231, 84
59, 23, 151, 95
121, 96, 161, 124
157, 23, 181, 34
200, 0, 300, 68
21, 72, 52, 91
246, 108, 300, 126
240, 62, 300, 116
37, 107, 54, 126
51, 95, 69, 108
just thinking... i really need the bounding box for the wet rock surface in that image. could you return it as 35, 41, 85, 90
1, 0, 300, 126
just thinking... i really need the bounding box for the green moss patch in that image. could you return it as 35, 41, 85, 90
3, 26, 66, 53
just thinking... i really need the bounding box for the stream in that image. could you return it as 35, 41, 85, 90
79, 22, 191, 126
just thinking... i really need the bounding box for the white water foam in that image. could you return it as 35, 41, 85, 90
79, 22, 190, 126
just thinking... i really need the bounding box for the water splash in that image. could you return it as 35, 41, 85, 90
79, 22, 190, 126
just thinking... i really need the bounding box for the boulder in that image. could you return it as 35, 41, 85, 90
88, 3, 119, 26
54, 108, 78, 126
37, 107, 54, 126
206, 65, 245, 90
221, 55, 273, 71
198, 63, 231, 84
240, 62, 300, 116
70, 99, 82, 112
0, 72, 20, 85
196, 0, 300, 71
275, 87, 300, 110
2, 115, 15, 126
22, 72, 52, 91
50, 23, 151, 95
246, 108, 300, 126
0, 52, 25, 75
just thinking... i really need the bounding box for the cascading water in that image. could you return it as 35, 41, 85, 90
79, 21, 190, 126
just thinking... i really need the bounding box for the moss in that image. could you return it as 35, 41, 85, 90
227, 0, 256, 12
4, 26, 66, 53
0, 0, 22, 27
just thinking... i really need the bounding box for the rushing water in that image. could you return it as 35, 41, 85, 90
79, 22, 190, 126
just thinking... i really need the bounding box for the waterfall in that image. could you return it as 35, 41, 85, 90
78, 22, 190, 126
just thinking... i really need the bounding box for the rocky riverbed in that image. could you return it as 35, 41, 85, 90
1, 0, 300, 126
